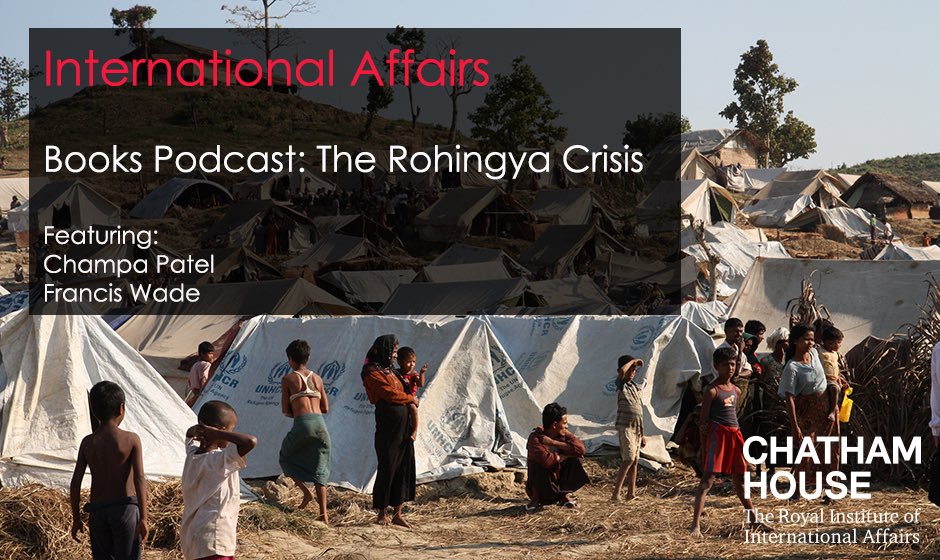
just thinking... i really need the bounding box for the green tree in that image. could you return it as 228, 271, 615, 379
468, 56, 566, 151
110, 5, 157, 52
0, 57, 30, 123
386, 26, 426, 130
361, 76, 394, 140
719, 39, 816, 166
622, 112, 690, 154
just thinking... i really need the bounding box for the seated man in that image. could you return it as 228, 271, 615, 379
526, 402, 589, 511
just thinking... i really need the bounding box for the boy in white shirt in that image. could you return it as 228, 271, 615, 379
181, 401, 257, 560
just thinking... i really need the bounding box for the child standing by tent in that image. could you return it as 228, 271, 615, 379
690, 347, 769, 538
396, 346, 429, 441
70, 381, 149, 560
185, 341, 215, 407
181, 401, 257, 560
611, 355, 646, 502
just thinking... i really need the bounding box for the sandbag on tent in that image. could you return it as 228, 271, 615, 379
0, 310, 197, 488
785, 206, 881, 239
195, 315, 543, 491
742, 194, 815, 227
482, 315, 714, 453
874, 243, 940, 261
728, 257, 940, 352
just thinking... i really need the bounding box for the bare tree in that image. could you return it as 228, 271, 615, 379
222, 0, 315, 68
439, 38, 478, 144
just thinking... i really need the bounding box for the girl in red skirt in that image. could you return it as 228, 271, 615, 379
690, 346, 770, 538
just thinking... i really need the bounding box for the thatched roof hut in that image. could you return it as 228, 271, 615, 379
842, 172, 936, 220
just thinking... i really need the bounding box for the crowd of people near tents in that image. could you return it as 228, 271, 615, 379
61, 304, 869, 560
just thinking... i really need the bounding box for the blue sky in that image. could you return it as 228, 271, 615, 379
6, 1, 939, 169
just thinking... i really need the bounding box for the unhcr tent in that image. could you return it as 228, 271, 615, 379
520, 224, 626, 278
742, 195, 815, 228
195, 314, 712, 490
729, 258, 940, 352
282, 233, 378, 276
874, 243, 940, 261
201, 200, 315, 253
785, 206, 881, 239
747, 170, 848, 208
0, 310, 196, 487
318, 269, 416, 309
20, 180, 120, 230
638, 179, 739, 229
130, 178, 232, 219
117, 278, 358, 393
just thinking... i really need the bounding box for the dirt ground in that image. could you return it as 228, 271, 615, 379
127, 459, 938, 560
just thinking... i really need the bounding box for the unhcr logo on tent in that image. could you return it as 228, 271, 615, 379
530, 317, 573, 337
318, 360, 345, 397
218, 351, 247, 376
631, 326, 655, 350
603, 378, 618, 397
256, 361, 291, 394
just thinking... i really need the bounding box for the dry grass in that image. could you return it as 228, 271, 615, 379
1, 461, 939, 559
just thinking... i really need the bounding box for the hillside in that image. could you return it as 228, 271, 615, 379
840, 152, 940, 182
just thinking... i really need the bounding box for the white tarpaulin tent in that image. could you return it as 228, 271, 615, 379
683, 241, 790, 297
747, 170, 848, 209
874, 243, 940, 261
417, 262, 512, 283
318, 269, 416, 308
729, 258, 940, 352
381, 278, 534, 315
281, 233, 378, 274
0, 177, 46, 211
414, 187, 501, 242
742, 194, 815, 227
0, 310, 197, 488
742, 168, 786, 193
679, 222, 767, 251
130, 178, 232, 219
195, 314, 713, 491
18, 180, 120, 230
639, 179, 739, 228
680, 300, 729, 335
785, 206, 882, 239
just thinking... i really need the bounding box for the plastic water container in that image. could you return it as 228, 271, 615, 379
839, 387, 854, 423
